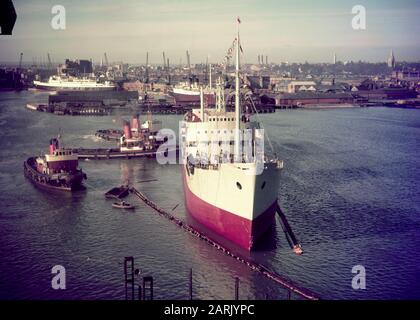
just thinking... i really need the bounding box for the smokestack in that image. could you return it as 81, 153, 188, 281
258, 55, 260, 65
49, 138, 58, 155
266, 55, 268, 65
131, 115, 139, 136
123, 121, 132, 139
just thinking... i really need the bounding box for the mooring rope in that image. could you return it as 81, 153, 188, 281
129, 186, 319, 300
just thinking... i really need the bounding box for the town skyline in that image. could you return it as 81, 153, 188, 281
1, 0, 419, 64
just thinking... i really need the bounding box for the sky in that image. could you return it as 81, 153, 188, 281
1, 0, 420, 64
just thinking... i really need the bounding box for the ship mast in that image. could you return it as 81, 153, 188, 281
234, 17, 241, 162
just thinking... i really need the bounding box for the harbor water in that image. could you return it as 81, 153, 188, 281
0, 91, 419, 299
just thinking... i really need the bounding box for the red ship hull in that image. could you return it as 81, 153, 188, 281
182, 171, 276, 250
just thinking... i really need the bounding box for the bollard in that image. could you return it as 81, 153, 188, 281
124, 256, 135, 300
143, 276, 154, 300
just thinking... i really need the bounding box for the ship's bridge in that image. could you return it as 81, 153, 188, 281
182, 108, 263, 166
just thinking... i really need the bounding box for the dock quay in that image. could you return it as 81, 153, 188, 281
72, 146, 178, 159
129, 186, 319, 300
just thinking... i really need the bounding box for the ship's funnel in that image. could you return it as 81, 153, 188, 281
131, 114, 139, 135
49, 138, 59, 155
123, 121, 132, 139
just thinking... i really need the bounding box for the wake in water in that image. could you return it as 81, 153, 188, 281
81, 134, 102, 142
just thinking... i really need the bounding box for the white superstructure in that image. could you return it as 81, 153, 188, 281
33, 76, 115, 91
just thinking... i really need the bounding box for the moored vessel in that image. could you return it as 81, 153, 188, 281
181, 19, 283, 250
33, 75, 115, 91
24, 137, 87, 191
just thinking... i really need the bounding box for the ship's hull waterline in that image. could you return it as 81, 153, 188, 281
182, 162, 280, 250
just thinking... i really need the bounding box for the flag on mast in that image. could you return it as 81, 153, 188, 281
237, 16, 241, 23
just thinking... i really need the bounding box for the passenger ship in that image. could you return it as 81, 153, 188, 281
33, 75, 115, 91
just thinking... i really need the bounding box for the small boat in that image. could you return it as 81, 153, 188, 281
112, 201, 135, 209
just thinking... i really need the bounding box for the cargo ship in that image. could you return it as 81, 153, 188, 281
33, 75, 115, 91
181, 20, 283, 250
24, 137, 86, 191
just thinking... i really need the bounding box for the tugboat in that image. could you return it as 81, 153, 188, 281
24, 137, 87, 191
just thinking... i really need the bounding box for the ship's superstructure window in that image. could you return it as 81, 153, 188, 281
236, 182, 242, 190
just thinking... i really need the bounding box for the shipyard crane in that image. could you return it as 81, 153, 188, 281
145, 52, 149, 83
204, 55, 208, 82
104, 52, 109, 66
162, 51, 166, 71
186, 50, 191, 76
166, 58, 170, 84
47, 53, 52, 70
18, 52, 23, 69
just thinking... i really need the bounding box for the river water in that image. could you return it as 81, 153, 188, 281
0, 91, 419, 299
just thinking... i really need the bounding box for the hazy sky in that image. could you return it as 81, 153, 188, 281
1, 0, 419, 64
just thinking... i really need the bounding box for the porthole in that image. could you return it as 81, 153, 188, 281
236, 182, 242, 190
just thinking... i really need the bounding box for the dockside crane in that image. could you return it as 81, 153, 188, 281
162, 51, 166, 71
186, 50, 191, 77
204, 55, 208, 83
104, 52, 109, 66
166, 57, 170, 84
145, 52, 149, 84
47, 53, 52, 70
18, 52, 23, 69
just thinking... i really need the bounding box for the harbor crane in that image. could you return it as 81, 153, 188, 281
145, 52, 149, 84
104, 52, 109, 66
186, 50, 191, 76
162, 52, 166, 71
18, 52, 23, 69
47, 53, 52, 70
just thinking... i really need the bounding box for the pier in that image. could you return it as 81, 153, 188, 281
71, 146, 178, 159
129, 186, 319, 300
